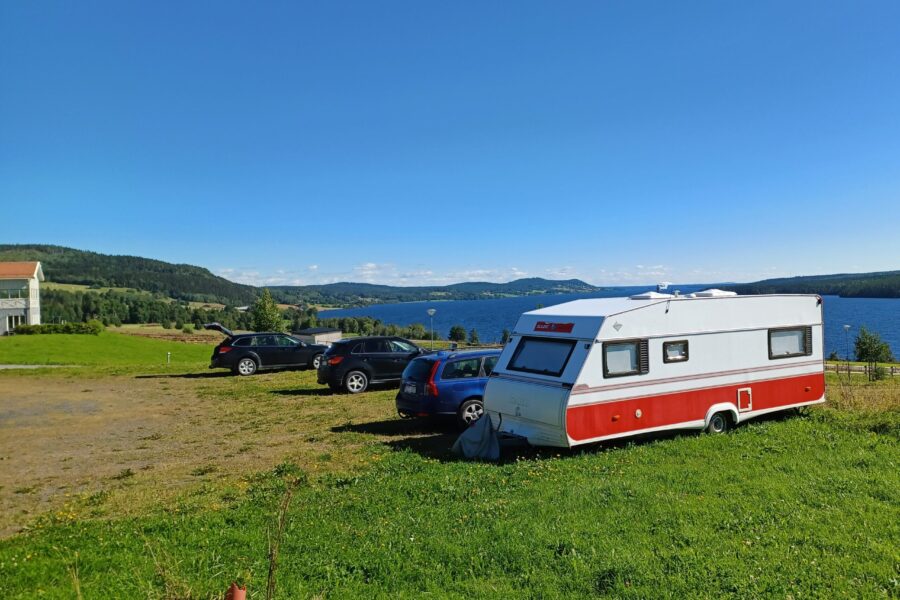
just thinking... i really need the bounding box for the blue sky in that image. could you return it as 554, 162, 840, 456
2, 1, 899, 287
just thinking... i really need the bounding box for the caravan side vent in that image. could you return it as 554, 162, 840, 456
639, 339, 650, 374
804, 326, 813, 356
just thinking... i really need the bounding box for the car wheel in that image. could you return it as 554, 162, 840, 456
235, 357, 258, 376
458, 398, 484, 428
311, 353, 324, 370
344, 370, 369, 394
706, 411, 730, 434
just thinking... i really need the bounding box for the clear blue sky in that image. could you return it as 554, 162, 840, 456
2, 1, 899, 287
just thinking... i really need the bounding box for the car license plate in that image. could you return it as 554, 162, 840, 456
404, 383, 417, 394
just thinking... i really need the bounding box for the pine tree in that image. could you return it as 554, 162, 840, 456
468, 328, 480, 345
501, 329, 511, 344
251, 289, 285, 332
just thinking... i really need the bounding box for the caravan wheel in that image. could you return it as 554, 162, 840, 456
706, 412, 730, 434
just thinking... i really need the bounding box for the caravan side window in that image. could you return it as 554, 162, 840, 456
603, 339, 650, 378
768, 326, 812, 359
663, 340, 689, 363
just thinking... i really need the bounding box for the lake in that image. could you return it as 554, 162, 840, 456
320, 287, 900, 359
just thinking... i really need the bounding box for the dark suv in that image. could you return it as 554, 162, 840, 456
206, 323, 328, 376
317, 336, 425, 393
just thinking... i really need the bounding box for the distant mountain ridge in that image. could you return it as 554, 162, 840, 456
0, 244, 600, 307
726, 270, 900, 298
269, 277, 601, 306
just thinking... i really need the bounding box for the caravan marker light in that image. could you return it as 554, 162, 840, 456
534, 321, 575, 333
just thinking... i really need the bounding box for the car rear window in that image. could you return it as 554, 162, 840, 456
483, 356, 499, 375
325, 341, 350, 355
508, 337, 576, 377
232, 337, 250, 347
403, 358, 436, 381
442, 358, 481, 379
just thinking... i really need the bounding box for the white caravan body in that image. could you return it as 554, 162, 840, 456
483, 292, 825, 448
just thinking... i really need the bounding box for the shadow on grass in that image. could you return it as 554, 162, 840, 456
271, 387, 335, 398
332, 418, 462, 460
330, 410, 812, 464
135, 371, 233, 379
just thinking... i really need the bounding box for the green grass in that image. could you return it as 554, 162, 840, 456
0, 331, 211, 370
0, 378, 900, 598
1, 413, 897, 598
0, 335, 897, 598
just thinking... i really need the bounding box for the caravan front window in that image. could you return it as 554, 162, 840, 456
508, 337, 576, 377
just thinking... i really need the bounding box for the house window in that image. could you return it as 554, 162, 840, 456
603, 339, 650, 377
663, 340, 689, 363
768, 326, 813, 359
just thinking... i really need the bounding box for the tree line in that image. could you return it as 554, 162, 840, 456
40, 289, 254, 331
37, 287, 514, 345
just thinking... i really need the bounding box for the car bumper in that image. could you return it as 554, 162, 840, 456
317, 366, 341, 386
396, 392, 456, 417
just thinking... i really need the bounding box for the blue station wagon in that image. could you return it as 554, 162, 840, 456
395, 349, 501, 427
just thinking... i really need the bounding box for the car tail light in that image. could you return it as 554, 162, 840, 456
427, 360, 441, 397
218, 346, 233, 354
328, 356, 344, 366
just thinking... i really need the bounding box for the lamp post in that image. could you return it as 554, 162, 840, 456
843, 324, 851, 382
427, 308, 436, 350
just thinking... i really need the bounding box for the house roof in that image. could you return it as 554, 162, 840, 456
0, 261, 44, 281
294, 327, 342, 334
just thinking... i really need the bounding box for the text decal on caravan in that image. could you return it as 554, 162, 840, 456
534, 321, 575, 333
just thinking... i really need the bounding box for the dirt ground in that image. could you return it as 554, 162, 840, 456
0, 371, 459, 537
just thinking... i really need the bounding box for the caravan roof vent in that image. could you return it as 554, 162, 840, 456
693, 289, 738, 297
629, 291, 674, 300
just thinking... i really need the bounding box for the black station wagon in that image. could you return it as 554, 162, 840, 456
205, 323, 328, 376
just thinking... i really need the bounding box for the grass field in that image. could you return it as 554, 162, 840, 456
0, 331, 210, 371
0, 332, 897, 598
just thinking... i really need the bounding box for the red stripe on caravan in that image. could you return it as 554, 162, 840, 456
565, 373, 824, 442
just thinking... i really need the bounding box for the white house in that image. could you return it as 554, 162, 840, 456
293, 327, 342, 345
0, 261, 44, 334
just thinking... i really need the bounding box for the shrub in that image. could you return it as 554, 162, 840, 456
182, 324, 194, 334
448, 325, 467, 342
13, 320, 104, 335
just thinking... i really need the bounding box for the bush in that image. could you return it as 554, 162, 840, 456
13, 320, 104, 335
182, 324, 194, 334
448, 325, 467, 342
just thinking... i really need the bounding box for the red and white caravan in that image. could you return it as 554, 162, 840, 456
483, 290, 825, 447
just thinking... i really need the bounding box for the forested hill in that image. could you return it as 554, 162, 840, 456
0, 244, 600, 307
726, 270, 900, 298
269, 278, 600, 306
0, 244, 258, 305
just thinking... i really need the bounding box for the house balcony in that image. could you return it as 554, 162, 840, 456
0, 298, 27, 310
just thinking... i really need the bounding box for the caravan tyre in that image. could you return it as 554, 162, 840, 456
706, 412, 730, 434
458, 398, 484, 428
